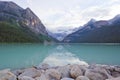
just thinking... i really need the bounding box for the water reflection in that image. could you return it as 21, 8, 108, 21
42, 45, 88, 66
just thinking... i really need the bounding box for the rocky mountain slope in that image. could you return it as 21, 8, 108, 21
0, 1, 52, 43
63, 15, 120, 43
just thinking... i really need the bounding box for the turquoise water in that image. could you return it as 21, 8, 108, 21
0, 44, 120, 69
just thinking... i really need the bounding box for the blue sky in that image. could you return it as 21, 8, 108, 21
1, 0, 120, 32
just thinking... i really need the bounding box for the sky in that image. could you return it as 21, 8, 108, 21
1, 0, 120, 32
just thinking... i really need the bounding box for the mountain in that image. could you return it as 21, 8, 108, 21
0, 1, 53, 43
47, 27, 79, 41
63, 15, 120, 43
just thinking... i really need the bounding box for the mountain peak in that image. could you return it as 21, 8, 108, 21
89, 18, 96, 22
0, 1, 23, 10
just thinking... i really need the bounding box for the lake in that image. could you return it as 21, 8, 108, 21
0, 43, 120, 70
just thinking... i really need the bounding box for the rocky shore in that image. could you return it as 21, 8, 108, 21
0, 64, 120, 80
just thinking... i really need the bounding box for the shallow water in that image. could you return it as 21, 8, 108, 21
0, 43, 120, 69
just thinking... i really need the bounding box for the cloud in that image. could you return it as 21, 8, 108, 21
9, 0, 120, 32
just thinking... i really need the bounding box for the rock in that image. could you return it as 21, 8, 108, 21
61, 77, 74, 80
85, 67, 109, 80
18, 68, 42, 78
12, 69, 24, 76
110, 66, 120, 77
106, 77, 120, 80
37, 69, 61, 80
45, 69, 61, 80
70, 65, 83, 79
38, 63, 50, 70
18, 76, 35, 80
35, 74, 48, 80
0, 69, 16, 80
0, 1, 48, 35
57, 65, 71, 78
76, 76, 89, 80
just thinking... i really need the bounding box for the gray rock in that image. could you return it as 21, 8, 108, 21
57, 65, 71, 78
0, 69, 16, 80
85, 67, 109, 80
18, 68, 42, 78
106, 77, 120, 80
70, 65, 83, 79
38, 63, 50, 70
37, 69, 61, 80
76, 76, 89, 80
45, 69, 61, 80
18, 76, 35, 80
61, 77, 74, 80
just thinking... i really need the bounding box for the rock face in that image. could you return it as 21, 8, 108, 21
0, 1, 52, 42
0, 1, 47, 35
63, 15, 120, 43
0, 69, 16, 80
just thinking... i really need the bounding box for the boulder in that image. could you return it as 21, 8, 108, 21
76, 76, 90, 80
70, 65, 83, 79
57, 65, 71, 78
35, 74, 49, 80
0, 69, 16, 80
18, 68, 42, 78
18, 76, 35, 80
38, 63, 50, 70
45, 69, 61, 80
85, 67, 109, 80
106, 77, 120, 80
37, 69, 61, 80
61, 77, 74, 80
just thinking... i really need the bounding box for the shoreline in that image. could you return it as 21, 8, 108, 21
0, 64, 120, 80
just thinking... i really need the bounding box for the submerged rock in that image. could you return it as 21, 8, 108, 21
0, 69, 16, 80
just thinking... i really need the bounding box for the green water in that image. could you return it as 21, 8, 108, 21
0, 44, 120, 69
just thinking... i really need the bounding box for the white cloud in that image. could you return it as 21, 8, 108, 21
3, 0, 120, 32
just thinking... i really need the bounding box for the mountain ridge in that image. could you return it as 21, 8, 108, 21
0, 1, 53, 43
63, 15, 120, 43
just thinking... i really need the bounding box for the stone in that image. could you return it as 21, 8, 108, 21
38, 63, 50, 70
0, 69, 16, 80
57, 65, 71, 78
76, 76, 90, 80
18, 68, 42, 78
18, 76, 35, 80
35, 74, 48, 80
45, 69, 61, 80
61, 77, 74, 80
106, 77, 120, 80
85, 68, 109, 80
37, 69, 61, 80
70, 65, 83, 79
